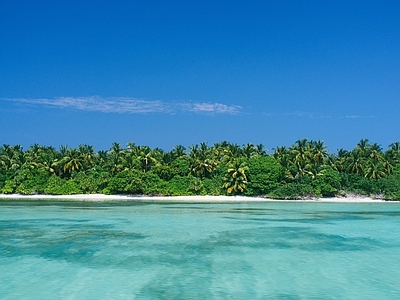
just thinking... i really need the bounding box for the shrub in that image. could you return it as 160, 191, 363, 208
72, 170, 110, 194
104, 170, 143, 195
270, 183, 315, 199
44, 176, 82, 195
1, 180, 15, 194
245, 156, 283, 196
312, 166, 340, 197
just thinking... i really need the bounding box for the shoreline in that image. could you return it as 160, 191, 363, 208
0, 194, 392, 203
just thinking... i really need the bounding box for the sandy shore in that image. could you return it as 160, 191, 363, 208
0, 194, 390, 203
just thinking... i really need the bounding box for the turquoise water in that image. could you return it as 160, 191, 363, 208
1, 200, 400, 299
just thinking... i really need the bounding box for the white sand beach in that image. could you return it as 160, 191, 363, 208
0, 194, 389, 202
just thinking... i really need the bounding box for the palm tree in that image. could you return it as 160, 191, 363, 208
222, 143, 242, 163
386, 142, 400, 165
26, 145, 58, 175
0, 144, 24, 173
223, 159, 249, 194
188, 144, 217, 178
172, 145, 186, 159
330, 148, 349, 172
136, 146, 159, 172
346, 150, 366, 176
310, 140, 328, 165
127, 142, 137, 153
242, 143, 259, 159
255, 144, 267, 156
304, 161, 325, 180
55, 147, 84, 176
364, 161, 386, 179
107, 142, 126, 175
356, 139, 371, 157
78, 144, 95, 170
290, 139, 309, 175
273, 146, 295, 181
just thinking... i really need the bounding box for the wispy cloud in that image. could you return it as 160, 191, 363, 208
343, 115, 374, 119
4, 96, 242, 115
261, 111, 374, 119
179, 102, 241, 114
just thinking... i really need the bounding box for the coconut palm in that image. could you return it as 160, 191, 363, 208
242, 143, 257, 159
136, 146, 159, 172
172, 145, 186, 159
222, 143, 242, 163
289, 139, 310, 176
364, 161, 386, 179
310, 140, 328, 165
0, 144, 24, 172
256, 143, 267, 156
223, 159, 249, 194
55, 147, 84, 176
346, 150, 366, 176
330, 148, 349, 172
188, 144, 217, 178
273, 146, 295, 181
78, 144, 95, 170
107, 142, 126, 175
386, 141, 400, 165
304, 161, 325, 180
26, 145, 58, 175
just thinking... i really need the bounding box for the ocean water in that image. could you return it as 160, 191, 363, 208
1, 200, 400, 299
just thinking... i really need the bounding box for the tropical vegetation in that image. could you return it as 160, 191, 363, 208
1, 139, 400, 200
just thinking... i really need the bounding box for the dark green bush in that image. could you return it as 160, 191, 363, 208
270, 183, 315, 199
44, 176, 82, 195
245, 156, 283, 196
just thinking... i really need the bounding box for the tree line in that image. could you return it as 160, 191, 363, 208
1, 139, 400, 199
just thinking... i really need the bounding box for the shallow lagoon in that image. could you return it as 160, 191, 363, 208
1, 200, 400, 299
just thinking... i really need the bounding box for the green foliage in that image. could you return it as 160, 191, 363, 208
13, 167, 50, 194
0, 173, 9, 190
203, 177, 224, 196
103, 170, 143, 195
15, 181, 38, 195
189, 177, 205, 195
44, 176, 82, 195
1, 140, 400, 199
223, 159, 249, 195
72, 170, 110, 194
312, 166, 340, 197
150, 164, 176, 181
270, 183, 315, 199
1, 180, 15, 194
141, 172, 168, 195
340, 173, 382, 195
170, 158, 190, 177
245, 156, 283, 196
378, 171, 400, 199
166, 175, 195, 196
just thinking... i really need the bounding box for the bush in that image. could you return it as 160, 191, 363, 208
44, 176, 82, 195
379, 172, 400, 199
0, 173, 8, 190
171, 158, 190, 177
270, 183, 315, 199
1, 180, 15, 194
72, 170, 110, 194
245, 156, 283, 196
165, 175, 195, 196
203, 177, 224, 196
340, 173, 382, 195
312, 166, 341, 197
104, 170, 143, 195
141, 172, 168, 195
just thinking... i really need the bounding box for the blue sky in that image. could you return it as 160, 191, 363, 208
1, 0, 399, 153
